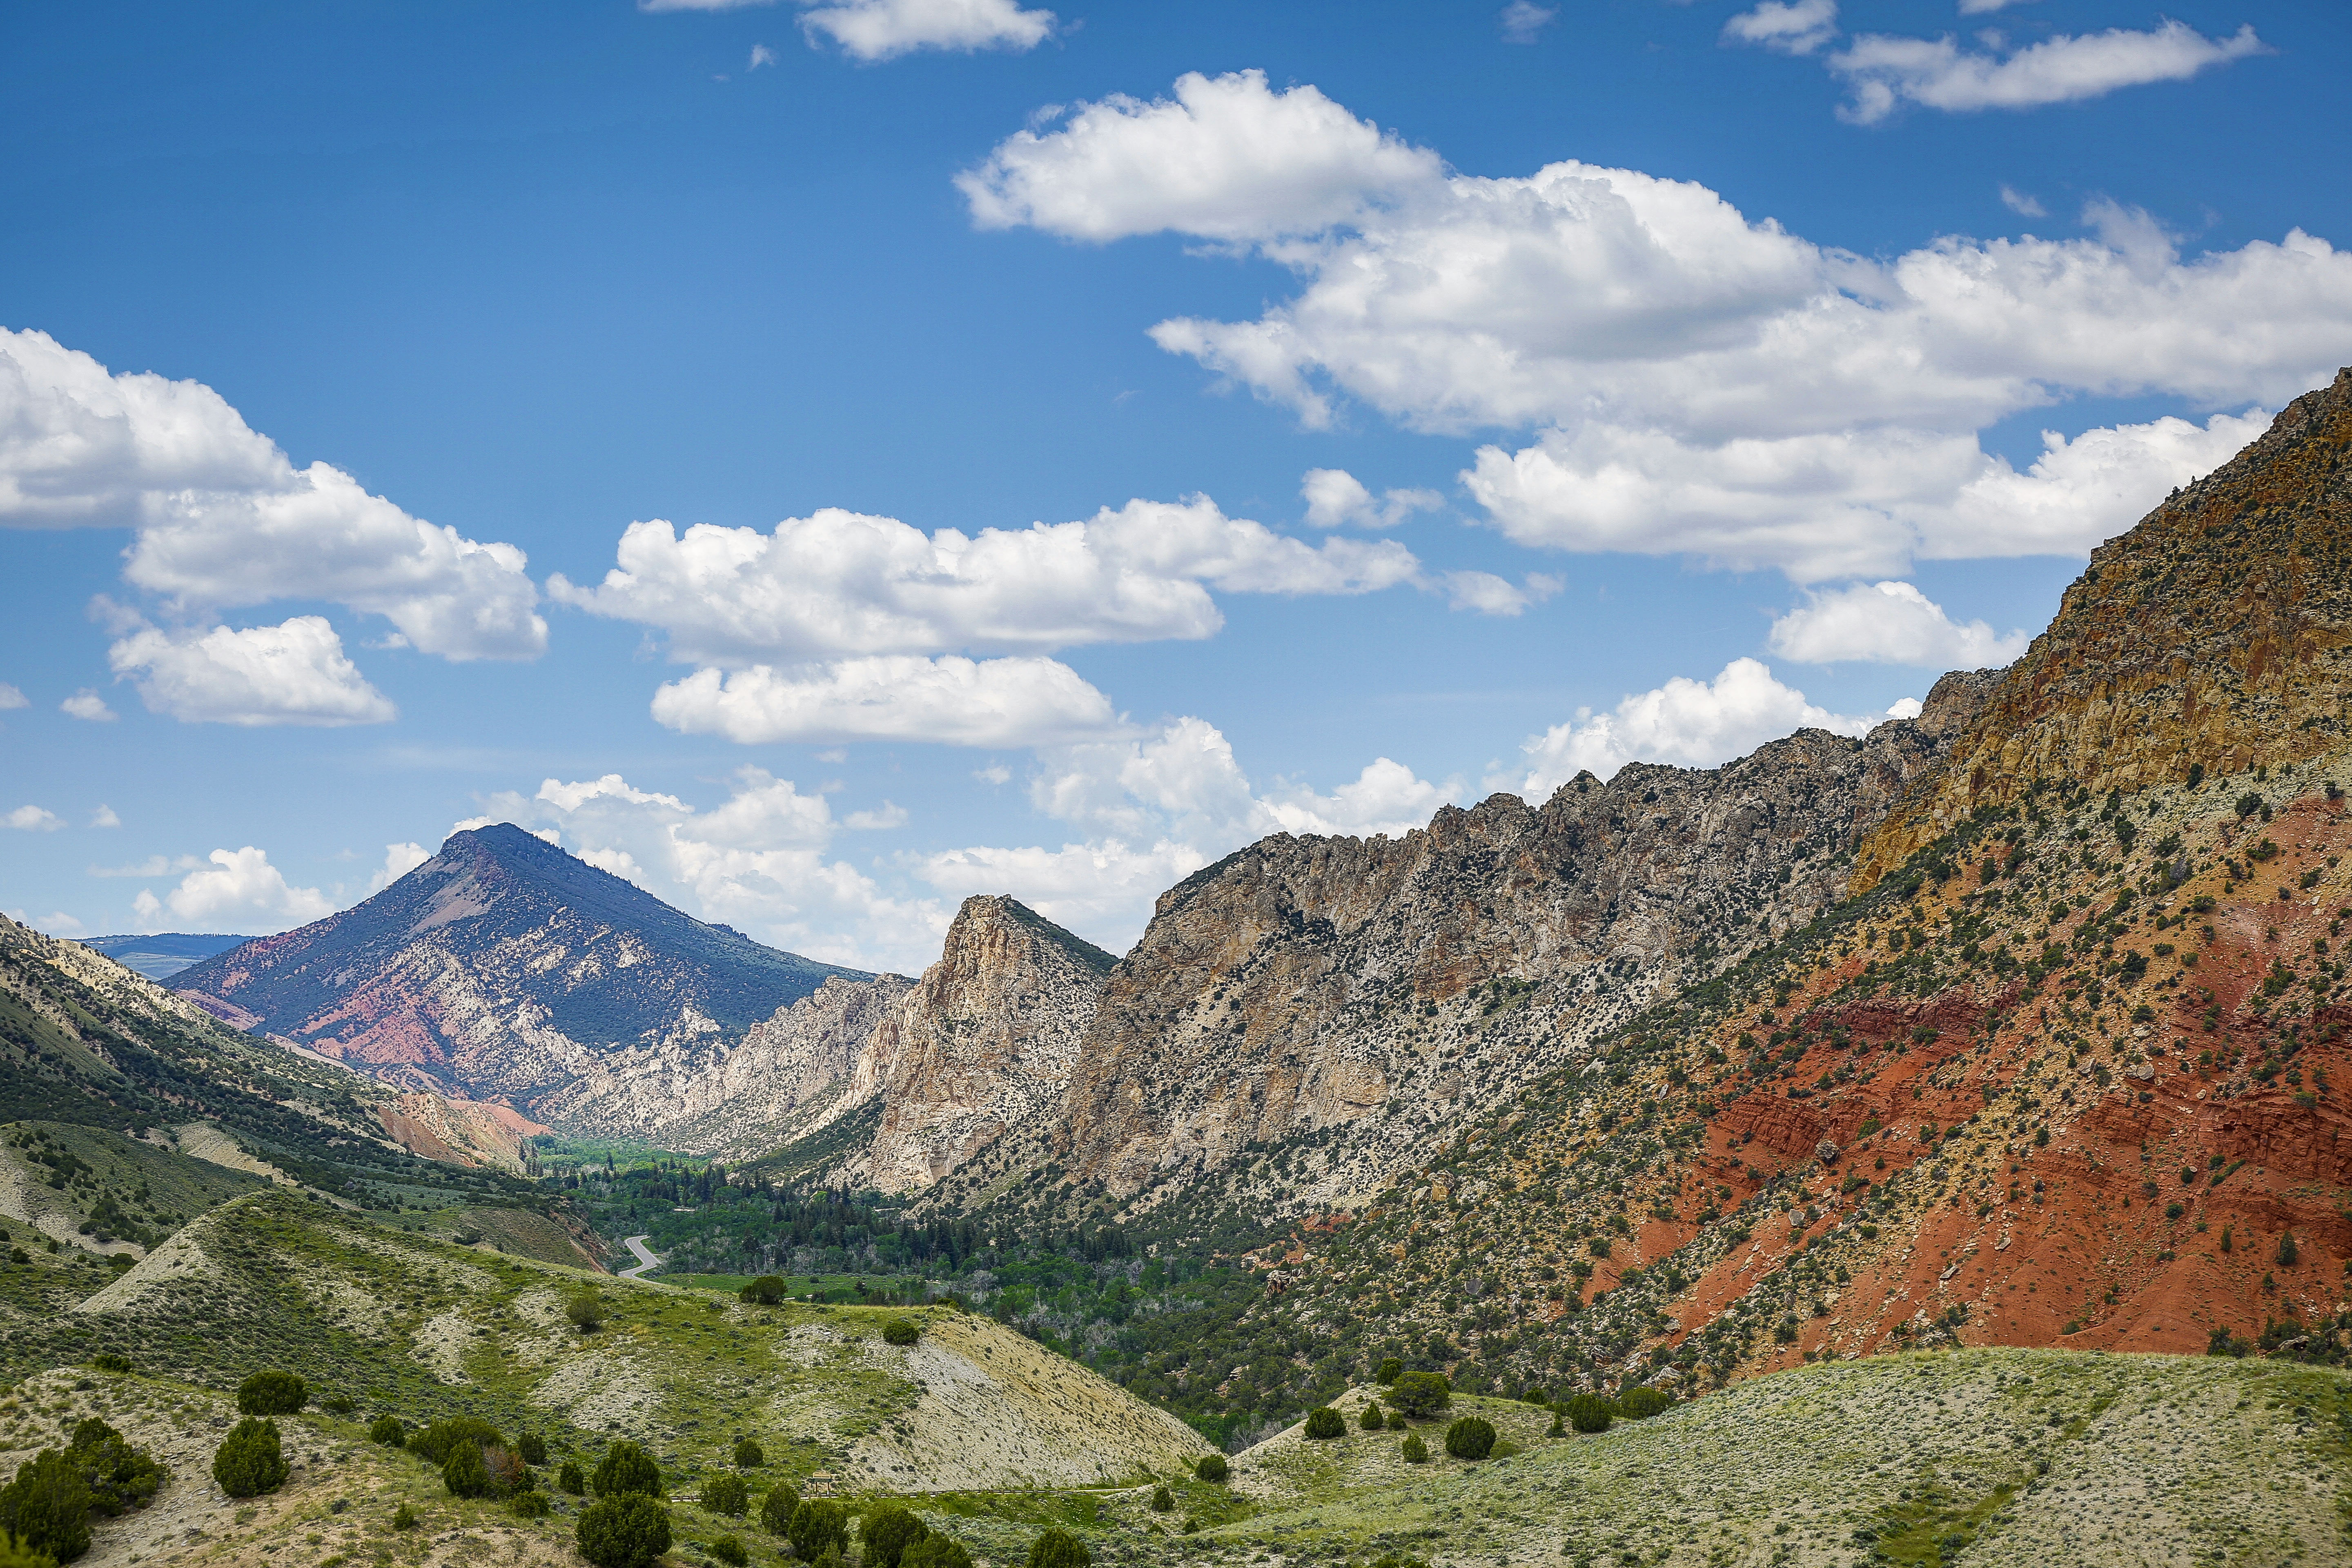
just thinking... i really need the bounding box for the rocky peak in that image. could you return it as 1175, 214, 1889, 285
1857, 366, 2352, 886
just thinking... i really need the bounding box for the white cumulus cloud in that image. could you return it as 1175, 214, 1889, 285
1300, 468, 1442, 530
107, 617, 397, 727
1499, 2, 1556, 46
5, 806, 63, 832
60, 690, 116, 722
650, 655, 1118, 748
0, 684, 27, 710
1500, 657, 1906, 798
89, 805, 120, 828
798, 0, 1053, 59
1829, 20, 2267, 125
0, 329, 544, 662
1767, 581, 2030, 667
957, 69, 1444, 244
365, 842, 432, 895
133, 847, 334, 933
553, 496, 1418, 666
1999, 184, 2047, 218
1723, 0, 1839, 56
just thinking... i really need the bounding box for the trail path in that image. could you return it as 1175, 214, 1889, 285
618, 1234, 661, 1280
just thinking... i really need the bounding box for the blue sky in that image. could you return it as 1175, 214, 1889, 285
4, 0, 2348, 970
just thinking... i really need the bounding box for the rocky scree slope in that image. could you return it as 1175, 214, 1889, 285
1161, 379, 2352, 1423
173, 823, 865, 1108
918, 673, 1994, 1236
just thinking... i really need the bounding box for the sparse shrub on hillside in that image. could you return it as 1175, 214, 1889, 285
518, 1432, 548, 1466
392, 1503, 418, 1530
577, 1493, 671, 1568
1194, 1454, 1227, 1483
1400, 1433, 1428, 1464
862, 1502, 929, 1568
703, 1474, 748, 1518
1564, 1394, 1613, 1433
368, 1415, 405, 1448
883, 1318, 921, 1345
1303, 1407, 1345, 1439
86, 1355, 129, 1376
484, 1445, 528, 1497
708, 1535, 749, 1567
66, 1420, 161, 1516
235, 1371, 306, 1417
1615, 1387, 1672, 1420
788, 1499, 850, 1563
732, 1437, 764, 1468
1385, 1410, 1408, 1430
1443, 1418, 1495, 1461
593, 1442, 664, 1499
211, 1419, 287, 1499
2279, 1233, 2300, 1266
1150, 1487, 1173, 1512
0, 1451, 90, 1563
1360, 1403, 1384, 1431
1375, 1357, 1402, 1384
1388, 1372, 1450, 1418
558, 1461, 586, 1495
411, 1418, 503, 1466
739, 1276, 788, 1305
759, 1482, 800, 1535
904, 1533, 976, 1568
567, 1289, 606, 1334
1027, 1526, 1092, 1568
511, 1490, 552, 1519
441, 1439, 492, 1499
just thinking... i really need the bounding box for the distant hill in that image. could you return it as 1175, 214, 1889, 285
78, 932, 248, 981
173, 824, 869, 1110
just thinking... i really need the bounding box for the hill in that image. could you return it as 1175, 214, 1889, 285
172, 824, 869, 1109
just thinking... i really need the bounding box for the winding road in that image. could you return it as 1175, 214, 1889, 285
617, 1234, 662, 1281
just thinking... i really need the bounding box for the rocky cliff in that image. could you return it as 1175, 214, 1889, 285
1856, 368, 2352, 887
172, 824, 864, 1109
841, 896, 1115, 1194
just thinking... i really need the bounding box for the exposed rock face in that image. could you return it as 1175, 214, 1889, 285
172, 824, 863, 1110
1036, 679, 1997, 1205
843, 897, 1114, 1194
1857, 366, 2352, 886
376, 1095, 546, 1173
537, 974, 913, 1154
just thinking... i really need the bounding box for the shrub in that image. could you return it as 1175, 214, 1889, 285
1302, 1407, 1345, 1440
567, 1289, 606, 1333
484, 1446, 528, 1497
558, 1461, 587, 1496
2279, 1233, 2300, 1267
759, 1482, 800, 1535
1028, 1527, 1092, 1568
392, 1503, 418, 1530
323, 1394, 356, 1415
1387, 1372, 1450, 1419
732, 1437, 764, 1468
862, 1503, 929, 1568
1374, 1357, 1402, 1384
1443, 1418, 1495, 1461
577, 1494, 672, 1568
1149, 1486, 1173, 1512
87, 1355, 130, 1375
882, 1319, 921, 1346
739, 1276, 788, 1305
371, 1415, 407, 1450
788, 1499, 850, 1562
410, 1418, 502, 1466
1615, 1387, 1672, 1420
66, 1420, 162, 1515
703, 1474, 749, 1518
212, 1419, 287, 1499
511, 1490, 552, 1519
1399, 1433, 1428, 1464
442, 1441, 492, 1500
0, 1451, 91, 1563
1359, 1403, 1384, 1431
592, 1441, 664, 1499
1385, 1410, 1408, 1430
235, 1371, 306, 1417
1563, 1394, 1613, 1434
1193, 1454, 1228, 1483
517, 1432, 548, 1466
904, 1534, 976, 1568
709, 1535, 749, 1567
